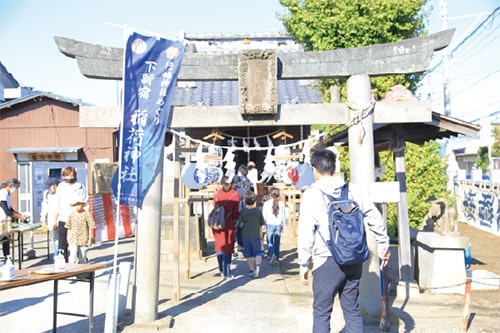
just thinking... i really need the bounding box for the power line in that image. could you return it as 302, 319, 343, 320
450, 7, 499, 55
452, 61, 498, 81
452, 25, 499, 64
454, 68, 500, 95
429, 6, 499, 72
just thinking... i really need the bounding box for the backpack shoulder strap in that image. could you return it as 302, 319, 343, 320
339, 183, 349, 201
218, 191, 237, 208
317, 183, 348, 202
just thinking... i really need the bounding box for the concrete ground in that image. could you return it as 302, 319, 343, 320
1, 221, 499, 333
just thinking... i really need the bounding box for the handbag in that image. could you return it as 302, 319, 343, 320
208, 206, 226, 230
208, 192, 237, 230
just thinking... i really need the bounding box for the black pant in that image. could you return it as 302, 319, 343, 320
235, 228, 243, 248
57, 221, 69, 262
2, 236, 9, 256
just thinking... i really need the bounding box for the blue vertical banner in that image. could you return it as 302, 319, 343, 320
112, 32, 185, 207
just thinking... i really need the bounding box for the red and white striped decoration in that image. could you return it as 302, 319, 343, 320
89, 193, 136, 242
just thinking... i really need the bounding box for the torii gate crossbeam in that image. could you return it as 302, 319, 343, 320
55, 30, 453, 81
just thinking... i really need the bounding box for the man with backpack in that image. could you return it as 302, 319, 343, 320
297, 148, 390, 333
237, 164, 254, 193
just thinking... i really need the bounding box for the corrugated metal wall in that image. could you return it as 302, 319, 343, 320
0, 97, 115, 191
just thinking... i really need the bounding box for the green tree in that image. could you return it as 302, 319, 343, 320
474, 146, 489, 173
278, 0, 430, 100
384, 141, 451, 233
491, 127, 500, 157
338, 141, 451, 238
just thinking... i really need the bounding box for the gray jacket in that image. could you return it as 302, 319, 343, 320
298, 176, 389, 274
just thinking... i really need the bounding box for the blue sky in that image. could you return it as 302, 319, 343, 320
0, 0, 498, 122
421, 1, 499, 122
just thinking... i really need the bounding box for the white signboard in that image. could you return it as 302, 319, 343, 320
368, 181, 400, 203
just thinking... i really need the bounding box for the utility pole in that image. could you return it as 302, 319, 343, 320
440, 0, 452, 116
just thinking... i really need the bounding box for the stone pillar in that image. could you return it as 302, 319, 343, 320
346, 74, 380, 319
133, 149, 163, 323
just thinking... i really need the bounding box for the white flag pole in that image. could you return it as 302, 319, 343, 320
104, 25, 132, 333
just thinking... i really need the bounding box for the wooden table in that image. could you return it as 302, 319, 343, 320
0, 263, 107, 332
1, 223, 49, 269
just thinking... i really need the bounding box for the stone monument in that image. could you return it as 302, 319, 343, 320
417, 196, 470, 293
421, 196, 458, 236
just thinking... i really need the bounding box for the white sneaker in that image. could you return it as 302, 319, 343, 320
270, 255, 277, 266
254, 266, 260, 278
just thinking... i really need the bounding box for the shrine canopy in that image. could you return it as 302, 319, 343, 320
320, 111, 480, 151
318, 86, 480, 151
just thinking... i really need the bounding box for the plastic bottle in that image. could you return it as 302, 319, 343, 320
2, 255, 15, 281
6, 217, 12, 231
54, 250, 66, 272
464, 242, 472, 270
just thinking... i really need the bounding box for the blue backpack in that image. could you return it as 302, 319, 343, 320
320, 183, 370, 265
239, 176, 253, 193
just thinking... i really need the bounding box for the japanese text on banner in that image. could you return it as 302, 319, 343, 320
112, 32, 184, 207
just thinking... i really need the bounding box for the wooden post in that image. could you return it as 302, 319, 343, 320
291, 190, 298, 246
393, 124, 414, 282
173, 137, 181, 301
379, 201, 390, 331
194, 213, 201, 260
184, 189, 191, 279
379, 264, 391, 331
462, 278, 472, 332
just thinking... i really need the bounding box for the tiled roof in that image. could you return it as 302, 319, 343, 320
173, 33, 323, 106
174, 80, 322, 106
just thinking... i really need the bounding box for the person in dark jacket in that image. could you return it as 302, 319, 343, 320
1, 178, 28, 258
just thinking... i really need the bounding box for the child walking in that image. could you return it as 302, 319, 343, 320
65, 198, 95, 264
238, 191, 266, 278
40, 178, 59, 260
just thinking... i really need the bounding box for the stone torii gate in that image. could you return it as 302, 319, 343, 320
55, 29, 454, 324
